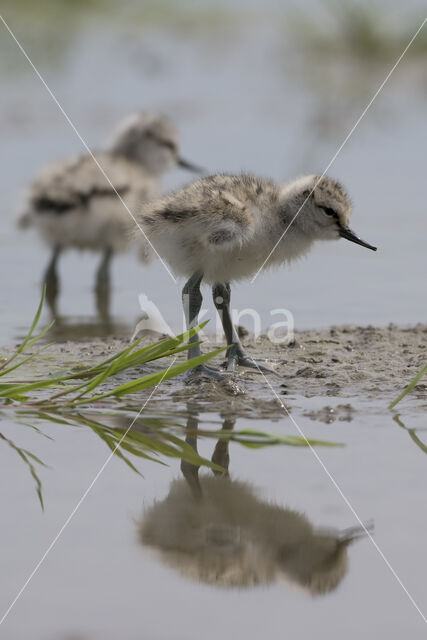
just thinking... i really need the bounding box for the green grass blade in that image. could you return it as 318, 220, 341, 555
22, 449, 49, 467
0, 343, 53, 377
115, 438, 167, 465
64, 347, 225, 405
89, 426, 144, 475
0, 432, 46, 510
392, 415, 427, 455
64, 413, 167, 466
73, 356, 125, 399
408, 430, 427, 454
0, 378, 72, 399
108, 427, 223, 471
389, 363, 427, 409
13, 419, 54, 440
23, 320, 56, 351
0, 287, 48, 374
196, 427, 343, 448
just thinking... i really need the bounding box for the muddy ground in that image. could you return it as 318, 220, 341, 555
3, 324, 425, 421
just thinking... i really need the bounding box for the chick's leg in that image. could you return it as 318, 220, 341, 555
212, 282, 279, 376
183, 271, 223, 380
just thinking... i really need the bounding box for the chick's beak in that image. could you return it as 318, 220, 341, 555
339, 225, 377, 251
177, 157, 204, 173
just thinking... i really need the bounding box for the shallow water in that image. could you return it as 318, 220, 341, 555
1, 397, 427, 639
1, 1, 427, 638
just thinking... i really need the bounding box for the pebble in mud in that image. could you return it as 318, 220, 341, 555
303, 404, 356, 424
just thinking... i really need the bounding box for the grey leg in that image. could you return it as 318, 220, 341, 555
211, 416, 235, 476
180, 415, 202, 499
95, 283, 111, 324
212, 282, 279, 376
182, 272, 223, 380
182, 271, 204, 360
95, 247, 112, 326
44, 245, 61, 316
96, 247, 112, 290
44, 245, 61, 285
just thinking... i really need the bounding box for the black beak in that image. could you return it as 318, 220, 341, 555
339, 225, 377, 251
177, 157, 204, 173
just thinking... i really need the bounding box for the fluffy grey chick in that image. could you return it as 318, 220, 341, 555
18, 111, 200, 291
139, 173, 377, 379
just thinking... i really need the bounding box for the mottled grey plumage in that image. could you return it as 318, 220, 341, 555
18, 111, 199, 293
21, 151, 157, 254
139, 173, 367, 282
139, 172, 376, 378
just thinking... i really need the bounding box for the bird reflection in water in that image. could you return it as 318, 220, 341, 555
140, 413, 371, 595
43, 279, 133, 342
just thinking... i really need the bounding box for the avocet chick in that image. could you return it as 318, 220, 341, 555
139, 173, 377, 378
141, 475, 367, 594
18, 111, 200, 292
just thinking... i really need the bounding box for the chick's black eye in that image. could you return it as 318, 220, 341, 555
145, 132, 177, 153
322, 206, 338, 218
161, 140, 177, 153
155, 138, 177, 153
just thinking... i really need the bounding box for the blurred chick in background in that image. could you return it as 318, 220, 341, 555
18, 111, 201, 310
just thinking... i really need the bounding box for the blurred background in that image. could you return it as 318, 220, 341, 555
1, 0, 426, 342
